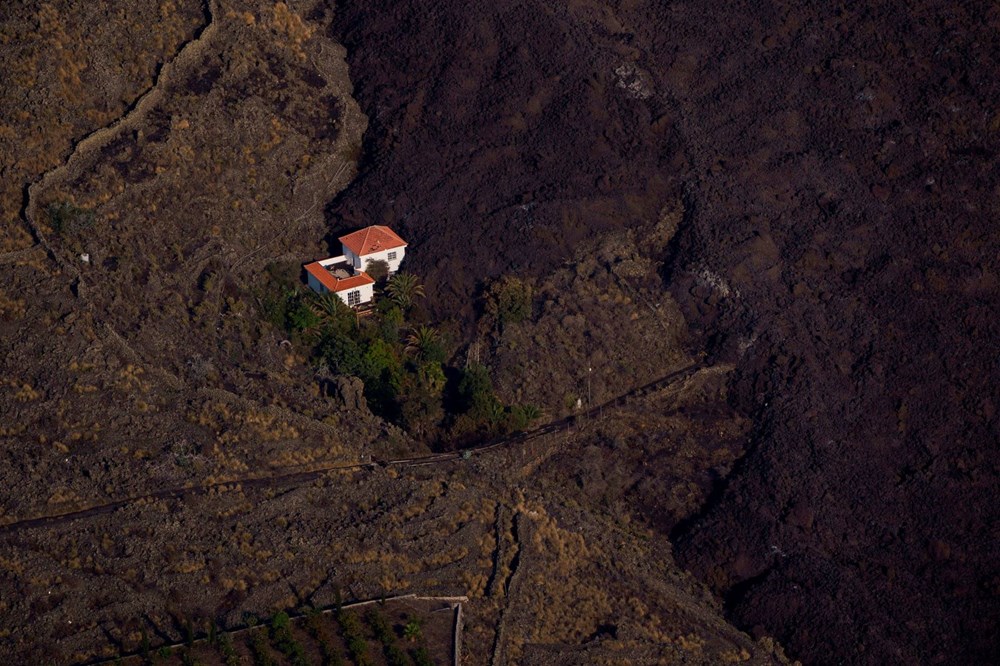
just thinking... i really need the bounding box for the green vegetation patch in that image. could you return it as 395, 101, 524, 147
46, 200, 95, 236
257, 264, 540, 446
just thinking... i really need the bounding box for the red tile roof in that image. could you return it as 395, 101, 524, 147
304, 262, 375, 293
338, 225, 407, 257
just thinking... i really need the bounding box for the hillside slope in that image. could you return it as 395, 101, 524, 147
0, 1, 798, 663
329, 1, 999, 663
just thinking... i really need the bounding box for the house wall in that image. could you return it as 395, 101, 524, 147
318, 255, 347, 267
343, 246, 407, 273
334, 282, 375, 307
343, 247, 363, 269
307, 272, 329, 294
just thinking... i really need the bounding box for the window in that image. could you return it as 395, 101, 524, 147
387, 251, 397, 261
347, 290, 361, 307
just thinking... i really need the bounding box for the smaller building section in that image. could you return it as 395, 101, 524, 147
338, 225, 408, 274
304, 256, 375, 307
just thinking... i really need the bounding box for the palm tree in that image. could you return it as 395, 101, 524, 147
308, 292, 342, 319
386, 272, 425, 310
405, 325, 441, 360
305, 291, 352, 336
518, 404, 542, 423
402, 619, 422, 642
308, 292, 343, 321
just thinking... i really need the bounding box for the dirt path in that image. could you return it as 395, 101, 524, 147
21, 0, 221, 278
488, 511, 525, 666
0, 360, 708, 536
15, 0, 222, 396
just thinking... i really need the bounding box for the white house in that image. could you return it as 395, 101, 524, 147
303, 225, 408, 308
338, 225, 407, 274
304, 257, 376, 307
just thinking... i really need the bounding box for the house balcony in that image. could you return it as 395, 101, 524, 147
305, 255, 377, 306
315, 255, 357, 279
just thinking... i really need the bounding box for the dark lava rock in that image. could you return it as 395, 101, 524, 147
329, 374, 368, 413
327, 0, 1000, 663
652, 2, 1000, 664
329, 0, 685, 321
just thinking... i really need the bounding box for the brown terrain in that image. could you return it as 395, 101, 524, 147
0, 0, 996, 664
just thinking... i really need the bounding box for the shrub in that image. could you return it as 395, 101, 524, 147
256, 262, 320, 334
385, 643, 410, 666
287, 295, 321, 332
257, 284, 293, 329
247, 628, 275, 666
366, 608, 410, 666
412, 645, 435, 666
270, 611, 307, 666
457, 363, 500, 418
358, 337, 403, 415
398, 360, 446, 438
319, 639, 345, 666
403, 617, 423, 641
318, 328, 364, 376
47, 201, 94, 235
217, 633, 240, 666
376, 303, 405, 343
270, 611, 291, 632
365, 258, 390, 283
337, 610, 362, 638
347, 635, 371, 666
508, 404, 542, 432
483, 276, 532, 330
338, 611, 371, 666
365, 608, 393, 645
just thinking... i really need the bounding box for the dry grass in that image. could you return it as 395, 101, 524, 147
490, 223, 690, 415
0, 1, 203, 247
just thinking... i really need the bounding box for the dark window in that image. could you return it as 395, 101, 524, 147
347, 290, 361, 306
387, 251, 397, 261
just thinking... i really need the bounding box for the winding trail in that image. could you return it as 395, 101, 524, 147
488, 511, 525, 666
21, 0, 220, 275
14, 0, 221, 395
10, 0, 368, 429
0, 360, 708, 536
5, 3, 219, 268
